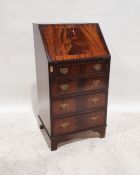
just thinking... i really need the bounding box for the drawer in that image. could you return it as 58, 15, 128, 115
52, 92, 106, 116
53, 110, 105, 136
50, 62, 109, 77
51, 77, 108, 97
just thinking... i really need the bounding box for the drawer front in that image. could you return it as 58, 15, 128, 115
50, 62, 109, 77
51, 77, 108, 97
53, 110, 105, 136
52, 92, 106, 116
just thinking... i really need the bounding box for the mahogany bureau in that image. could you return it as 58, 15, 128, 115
33, 23, 111, 151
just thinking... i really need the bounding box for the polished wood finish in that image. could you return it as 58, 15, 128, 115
49, 61, 109, 76
53, 110, 105, 136
33, 23, 111, 151
33, 24, 51, 135
51, 76, 107, 97
52, 92, 106, 116
39, 24, 110, 61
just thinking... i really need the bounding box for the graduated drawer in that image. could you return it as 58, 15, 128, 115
50, 62, 109, 77
51, 76, 108, 97
52, 110, 105, 136
52, 92, 106, 117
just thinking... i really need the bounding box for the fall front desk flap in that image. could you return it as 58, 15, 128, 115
39, 23, 110, 62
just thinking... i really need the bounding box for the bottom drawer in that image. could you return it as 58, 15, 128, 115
52, 110, 105, 136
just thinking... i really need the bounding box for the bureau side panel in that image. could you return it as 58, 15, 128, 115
33, 24, 51, 135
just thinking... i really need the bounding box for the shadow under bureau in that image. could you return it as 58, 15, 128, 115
33, 23, 111, 151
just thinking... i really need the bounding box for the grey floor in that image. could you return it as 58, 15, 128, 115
0, 112, 140, 175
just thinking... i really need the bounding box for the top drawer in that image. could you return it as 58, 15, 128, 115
50, 62, 109, 77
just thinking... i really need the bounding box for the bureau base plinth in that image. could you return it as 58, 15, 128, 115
92, 126, 106, 138
39, 124, 44, 129
37, 115, 106, 151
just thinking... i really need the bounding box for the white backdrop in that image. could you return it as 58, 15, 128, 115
0, 0, 140, 113
0, 1, 140, 175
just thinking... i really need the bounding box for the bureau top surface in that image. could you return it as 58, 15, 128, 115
39, 23, 110, 62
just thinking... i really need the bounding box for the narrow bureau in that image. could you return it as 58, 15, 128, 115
33, 23, 111, 151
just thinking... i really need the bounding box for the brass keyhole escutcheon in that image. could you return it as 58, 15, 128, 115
92, 79, 100, 87
90, 116, 99, 121
93, 64, 101, 71
60, 103, 69, 110
60, 122, 69, 129
91, 98, 99, 104
60, 67, 69, 74
60, 84, 69, 91
90, 111, 99, 122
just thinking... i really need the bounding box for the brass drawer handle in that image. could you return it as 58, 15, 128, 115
60, 67, 69, 74
92, 80, 100, 87
60, 84, 69, 91
60, 122, 69, 129
91, 98, 99, 104
91, 115, 99, 121
93, 64, 101, 71
60, 103, 69, 110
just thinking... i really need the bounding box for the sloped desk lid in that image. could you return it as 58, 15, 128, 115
39, 23, 110, 62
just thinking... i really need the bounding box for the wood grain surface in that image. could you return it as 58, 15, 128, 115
51, 76, 108, 97
52, 110, 105, 136
39, 24, 110, 61
52, 92, 106, 117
